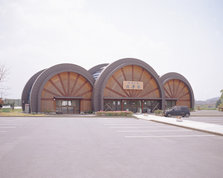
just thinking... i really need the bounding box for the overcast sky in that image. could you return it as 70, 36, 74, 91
0, 0, 223, 100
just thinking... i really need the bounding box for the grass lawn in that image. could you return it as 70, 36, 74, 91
0, 108, 46, 117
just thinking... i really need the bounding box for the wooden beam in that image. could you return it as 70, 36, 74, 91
58, 73, 67, 96
175, 80, 181, 97
179, 99, 190, 101
178, 92, 190, 99
134, 68, 145, 97
164, 86, 172, 98
121, 68, 127, 81
143, 75, 153, 90
130, 65, 135, 96
73, 80, 88, 96
112, 75, 129, 97
43, 88, 59, 97
136, 75, 153, 97
173, 79, 175, 98
77, 89, 92, 97
41, 98, 54, 101
105, 86, 127, 97
49, 79, 65, 96
139, 68, 144, 81
82, 99, 92, 101
140, 87, 158, 98
177, 84, 187, 98
67, 72, 70, 96
70, 74, 80, 95
167, 81, 173, 97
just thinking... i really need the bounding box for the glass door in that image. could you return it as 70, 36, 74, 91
56, 100, 80, 114
123, 100, 142, 113
104, 100, 121, 111
142, 100, 161, 113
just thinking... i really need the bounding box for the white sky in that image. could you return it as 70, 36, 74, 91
0, 0, 223, 100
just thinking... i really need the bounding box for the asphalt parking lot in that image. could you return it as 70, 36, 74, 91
0, 117, 223, 178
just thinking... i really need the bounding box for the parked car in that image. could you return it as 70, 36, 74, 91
164, 106, 190, 117
0, 98, 3, 108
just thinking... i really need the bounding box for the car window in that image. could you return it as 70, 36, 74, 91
177, 106, 182, 111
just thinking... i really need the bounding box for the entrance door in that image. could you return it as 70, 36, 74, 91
104, 100, 121, 111
56, 100, 80, 114
123, 100, 142, 113
166, 100, 177, 109
142, 100, 161, 113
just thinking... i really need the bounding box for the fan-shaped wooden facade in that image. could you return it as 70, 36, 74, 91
160, 72, 194, 109
163, 79, 191, 108
93, 58, 165, 112
23, 59, 194, 114
41, 72, 92, 113
102, 65, 162, 112
104, 65, 160, 98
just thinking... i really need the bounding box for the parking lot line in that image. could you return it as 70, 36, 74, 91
109, 126, 171, 129
0, 127, 16, 129
0, 124, 18, 126
104, 124, 154, 126
117, 129, 191, 133
0, 131, 7, 133
125, 135, 215, 138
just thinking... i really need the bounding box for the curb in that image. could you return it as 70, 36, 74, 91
150, 119, 223, 136
135, 115, 223, 136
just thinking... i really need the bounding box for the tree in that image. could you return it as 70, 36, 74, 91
0, 64, 7, 98
216, 89, 223, 111
0, 64, 6, 82
221, 90, 223, 100
216, 99, 221, 108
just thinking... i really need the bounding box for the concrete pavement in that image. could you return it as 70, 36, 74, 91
190, 110, 223, 117
136, 114, 223, 136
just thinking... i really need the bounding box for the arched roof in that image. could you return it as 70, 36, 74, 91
30, 63, 94, 113
160, 72, 195, 109
93, 58, 165, 111
21, 69, 45, 111
88, 63, 109, 80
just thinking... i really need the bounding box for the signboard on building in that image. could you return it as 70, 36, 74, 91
123, 81, 143, 90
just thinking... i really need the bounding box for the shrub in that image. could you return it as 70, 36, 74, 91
218, 103, 223, 111
0, 108, 12, 112
154, 109, 163, 116
96, 111, 133, 117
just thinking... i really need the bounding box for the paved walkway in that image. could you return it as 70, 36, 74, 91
135, 114, 223, 136
191, 110, 223, 117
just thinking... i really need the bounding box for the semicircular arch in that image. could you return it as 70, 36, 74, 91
30, 63, 94, 113
93, 58, 165, 111
21, 69, 45, 111
160, 72, 194, 109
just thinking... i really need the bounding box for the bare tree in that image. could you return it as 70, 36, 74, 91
0, 64, 7, 98
220, 89, 223, 103
0, 64, 7, 83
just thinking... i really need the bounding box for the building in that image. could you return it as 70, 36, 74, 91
22, 58, 194, 114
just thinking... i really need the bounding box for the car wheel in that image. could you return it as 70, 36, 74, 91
167, 113, 171, 117
185, 113, 190, 117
